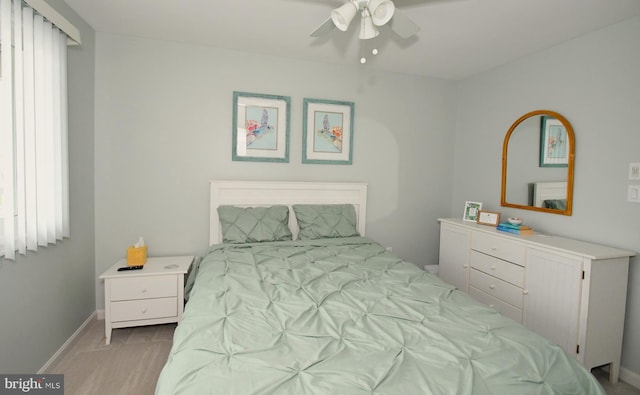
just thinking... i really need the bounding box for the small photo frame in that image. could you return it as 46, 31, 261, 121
232, 91, 290, 163
463, 201, 483, 222
477, 210, 501, 226
539, 115, 568, 167
302, 98, 354, 165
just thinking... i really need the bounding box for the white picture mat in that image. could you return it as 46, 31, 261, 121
541, 117, 569, 165
304, 102, 352, 162
236, 96, 287, 158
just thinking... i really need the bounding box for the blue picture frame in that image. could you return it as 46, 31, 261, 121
232, 91, 290, 163
302, 98, 354, 165
539, 115, 568, 167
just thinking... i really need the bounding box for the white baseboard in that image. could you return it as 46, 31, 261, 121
96, 309, 105, 320
620, 366, 640, 389
38, 311, 96, 374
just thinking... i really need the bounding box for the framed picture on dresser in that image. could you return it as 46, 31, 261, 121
477, 210, 500, 226
462, 201, 482, 222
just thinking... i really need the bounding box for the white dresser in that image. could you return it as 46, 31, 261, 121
438, 218, 634, 383
100, 256, 194, 345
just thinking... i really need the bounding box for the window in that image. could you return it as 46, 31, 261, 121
0, 0, 80, 260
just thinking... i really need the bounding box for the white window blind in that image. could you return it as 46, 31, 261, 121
0, 0, 77, 260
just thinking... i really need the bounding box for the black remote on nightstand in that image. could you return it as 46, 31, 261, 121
117, 265, 144, 271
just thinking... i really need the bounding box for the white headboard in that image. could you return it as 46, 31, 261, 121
210, 180, 368, 245
533, 181, 567, 207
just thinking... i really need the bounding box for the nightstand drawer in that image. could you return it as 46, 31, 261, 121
110, 297, 178, 322
471, 232, 525, 266
470, 250, 524, 287
110, 275, 177, 301
470, 287, 522, 323
470, 268, 523, 308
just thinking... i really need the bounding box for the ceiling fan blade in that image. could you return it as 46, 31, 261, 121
310, 16, 336, 37
388, 10, 420, 39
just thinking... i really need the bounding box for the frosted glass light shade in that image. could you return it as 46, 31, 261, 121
368, 0, 394, 26
331, 2, 358, 31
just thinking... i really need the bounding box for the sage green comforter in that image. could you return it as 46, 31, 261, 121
156, 237, 604, 395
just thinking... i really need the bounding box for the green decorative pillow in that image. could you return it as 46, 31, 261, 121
293, 204, 359, 240
543, 199, 567, 210
217, 205, 292, 244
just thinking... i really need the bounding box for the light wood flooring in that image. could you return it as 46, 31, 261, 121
46, 317, 640, 395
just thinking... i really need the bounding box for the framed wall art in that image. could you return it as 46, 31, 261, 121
302, 98, 354, 165
539, 115, 568, 167
232, 91, 290, 163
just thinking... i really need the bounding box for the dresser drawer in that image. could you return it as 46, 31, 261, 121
470, 250, 525, 287
471, 232, 525, 266
110, 275, 177, 301
470, 287, 523, 323
470, 269, 523, 308
110, 297, 178, 322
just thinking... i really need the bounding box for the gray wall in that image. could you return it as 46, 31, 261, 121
453, 16, 640, 374
93, 33, 456, 310
0, 0, 95, 373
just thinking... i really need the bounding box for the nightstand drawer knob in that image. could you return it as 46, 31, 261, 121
489, 284, 495, 290
490, 265, 496, 270
141, 288, 147, 293
141, 308, 147, 313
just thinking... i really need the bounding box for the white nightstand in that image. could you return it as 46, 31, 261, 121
99, 256, 194, 345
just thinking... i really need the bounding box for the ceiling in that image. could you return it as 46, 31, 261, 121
64, 0, 640, 80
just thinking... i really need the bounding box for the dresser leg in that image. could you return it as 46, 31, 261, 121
609, 362, 619, 383
105, 323, 112, 345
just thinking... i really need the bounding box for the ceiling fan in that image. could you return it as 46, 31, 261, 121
310, 0, 421, 41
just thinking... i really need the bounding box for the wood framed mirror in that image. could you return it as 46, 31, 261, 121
500, 110, 575, 216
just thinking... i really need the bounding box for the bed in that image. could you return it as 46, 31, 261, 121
155, 180, 604, 395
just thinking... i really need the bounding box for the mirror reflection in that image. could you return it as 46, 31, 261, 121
500, 110, 574, 216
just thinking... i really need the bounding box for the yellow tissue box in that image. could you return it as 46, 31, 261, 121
127, 246, 147, 266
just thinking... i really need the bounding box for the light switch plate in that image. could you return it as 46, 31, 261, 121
629, 163, 640, 180
628, 185, 640, 203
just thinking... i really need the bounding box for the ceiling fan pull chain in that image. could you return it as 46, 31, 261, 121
360, 30, 367, 63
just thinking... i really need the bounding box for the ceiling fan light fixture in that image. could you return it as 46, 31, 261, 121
331, 1, 358, 31
358, 10, 380, 40
368, 0, 394, 26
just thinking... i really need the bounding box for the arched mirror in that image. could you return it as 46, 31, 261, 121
501, 110, 575, 216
